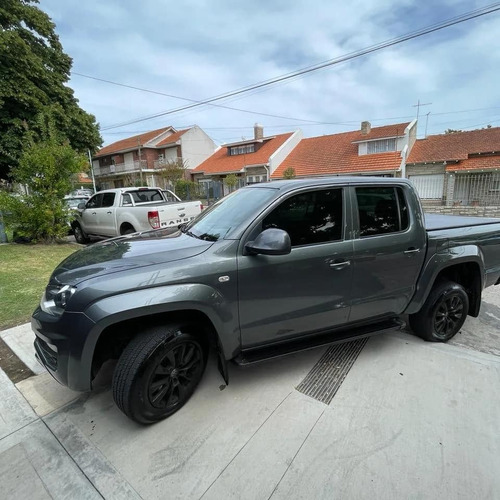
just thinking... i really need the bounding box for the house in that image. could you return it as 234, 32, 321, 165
406, 127, 500, 206
192, 124, 303, 198
271, 120, 417, 179
92, 125, 217, 189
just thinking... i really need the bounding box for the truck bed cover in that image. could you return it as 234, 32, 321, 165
425, 213, 500, 231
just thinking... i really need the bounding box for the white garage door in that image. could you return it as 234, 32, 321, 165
409, 174, 445, 199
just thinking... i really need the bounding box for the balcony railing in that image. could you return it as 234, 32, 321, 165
153, 157, 183, 169
94, 160, 148, 177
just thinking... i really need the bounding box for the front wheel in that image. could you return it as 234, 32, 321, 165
409, 280, 469, 342
112, 325, 207, 424
73, 223, 90, 244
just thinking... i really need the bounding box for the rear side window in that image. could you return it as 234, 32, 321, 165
263, 188, 343, 246
101, 193, 115, 208
356, 187, 409, 237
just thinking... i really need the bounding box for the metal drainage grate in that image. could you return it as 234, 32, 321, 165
296, 338, 368, 404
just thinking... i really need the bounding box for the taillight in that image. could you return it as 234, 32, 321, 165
148, 210, 160, 229
200, 204, 204, 211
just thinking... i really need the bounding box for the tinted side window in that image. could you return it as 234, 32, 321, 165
122, 193, 132, 206
356, 187, 408, 237
263, 189, 343, 246
86, 193, 103, 209
101, 193, 115, 208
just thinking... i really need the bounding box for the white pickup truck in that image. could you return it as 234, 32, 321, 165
71, 187, 202, 244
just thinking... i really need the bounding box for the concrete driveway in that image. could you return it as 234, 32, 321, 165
1, 287, 499, 499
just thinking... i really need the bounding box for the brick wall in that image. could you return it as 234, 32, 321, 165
424, 206, 500, 217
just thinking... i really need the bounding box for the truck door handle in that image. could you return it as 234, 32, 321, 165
404, 247, 421, 254
107, 211, 112, 214
91, 212, 97, 215
328, 259, 351, 270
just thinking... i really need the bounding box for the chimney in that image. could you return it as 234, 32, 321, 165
254, 123, 264, 140
361, 121, 371, 135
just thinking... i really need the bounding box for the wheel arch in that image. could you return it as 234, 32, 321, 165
405, 245, 484, 316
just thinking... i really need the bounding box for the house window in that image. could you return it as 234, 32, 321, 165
367, 138, 397, 154
229, 144, 255, 156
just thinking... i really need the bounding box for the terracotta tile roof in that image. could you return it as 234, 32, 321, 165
272, 123, 408, 178
155, 129, 189, 147
194, 133, 294, 174
407, 127, 500, 164
351, 122, 410, 142
446, 154, 500, 172
94, 126, 175, 157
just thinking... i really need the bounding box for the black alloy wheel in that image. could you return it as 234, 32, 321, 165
148, 341, 204, 410
409, 279, 469, 342
112, 326, 207, 424
73, 223, 89, 244
433, 293, 466, 340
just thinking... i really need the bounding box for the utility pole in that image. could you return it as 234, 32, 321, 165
137, 138, 143, 185
87, 149, 97, 192
412, 99, 432, 122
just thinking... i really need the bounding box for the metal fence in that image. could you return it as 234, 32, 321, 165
452, 172, 500, 207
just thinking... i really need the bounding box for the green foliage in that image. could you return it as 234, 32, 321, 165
283, 167, 296, 179
0, 0, 101, 180
0, 128, 87, 242
158, 158, 188, 191
174, 179, 201, 200
224, 174, 238, 189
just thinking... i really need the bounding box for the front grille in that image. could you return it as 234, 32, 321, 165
35, 338, 58, 371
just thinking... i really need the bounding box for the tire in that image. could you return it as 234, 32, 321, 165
409, 280, 469, 342
73, 223, 90, 244
112, 325, 207, 424
122, 226, 136, 235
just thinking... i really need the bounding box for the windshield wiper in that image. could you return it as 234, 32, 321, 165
198, 233, 218, 242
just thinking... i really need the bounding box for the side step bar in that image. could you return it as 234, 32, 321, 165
233, 318, 405, 366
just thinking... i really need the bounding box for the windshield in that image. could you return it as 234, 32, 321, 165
184, 187, 276, 241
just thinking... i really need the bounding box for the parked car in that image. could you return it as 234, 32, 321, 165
32, 177, 500, 424
71, 187, 203, 244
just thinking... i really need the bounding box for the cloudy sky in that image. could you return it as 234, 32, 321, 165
40, 0, 500, 147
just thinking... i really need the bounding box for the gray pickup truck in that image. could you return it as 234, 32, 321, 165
32, 177, 500, 423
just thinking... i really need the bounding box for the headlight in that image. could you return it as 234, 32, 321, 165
40, 284, 76, 315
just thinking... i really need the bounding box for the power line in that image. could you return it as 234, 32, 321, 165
96, 3, 500, 130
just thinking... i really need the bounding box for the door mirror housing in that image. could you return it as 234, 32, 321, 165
77, 202, 86, 210
245, 228, 291, 256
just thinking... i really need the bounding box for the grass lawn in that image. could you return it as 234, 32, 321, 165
0, 243, 78, 330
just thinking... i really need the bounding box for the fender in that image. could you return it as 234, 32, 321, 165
79, 283, 239, 387
405, 244, 485, 315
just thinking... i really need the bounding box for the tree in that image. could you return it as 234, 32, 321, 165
0, 0, 101, 180
283, 167, 296, 179
0, 111, 87, 242
158, 158, 188, 192
224, 173, 238, 192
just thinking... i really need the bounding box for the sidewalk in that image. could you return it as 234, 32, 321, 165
1, 320, 499, 499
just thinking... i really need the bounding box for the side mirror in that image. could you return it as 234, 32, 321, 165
77, 202, 86, 210
245, 228, 291, 256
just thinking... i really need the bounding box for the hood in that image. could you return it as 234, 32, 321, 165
52, 228, 214, 285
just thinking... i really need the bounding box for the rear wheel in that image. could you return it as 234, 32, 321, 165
121, 225, 136, 235
112, 325, 207, 424
409, 280, 469, 342
73, 223, 90, 244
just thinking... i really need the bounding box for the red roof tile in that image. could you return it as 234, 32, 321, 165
446, 154, 500, 172
407, 127, 500, 164
95, 126, 175, 157
155, 129, 189, 147
351, 122, 410, 142
272, 123, 408, 179
194, 133, 294, 174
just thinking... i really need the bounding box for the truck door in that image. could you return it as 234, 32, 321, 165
81, 193, 103, 234
349, 185, 426, 322
96, 192, 117, 236
238, 187, 353, 348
